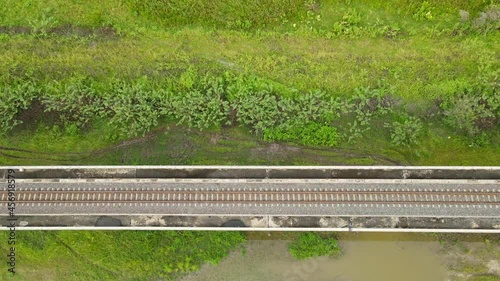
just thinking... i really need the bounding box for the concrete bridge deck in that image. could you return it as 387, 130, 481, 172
1, 166, 499, 232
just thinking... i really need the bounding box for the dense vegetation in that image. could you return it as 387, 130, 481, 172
288, 232, 341, 259
1, 75, 438, 146
1, 70, 498, 164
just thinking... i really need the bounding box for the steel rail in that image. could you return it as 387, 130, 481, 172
7, 200, 499, 205
3, 189, 498, 205
7, 189, 500, 195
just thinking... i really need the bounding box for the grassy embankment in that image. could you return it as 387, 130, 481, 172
0, 1, 499, 280
0, 0, 498, 166
0, 230, 245, 280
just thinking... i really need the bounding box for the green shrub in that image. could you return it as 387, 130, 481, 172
170, 75, 233, 131
477, 50, 499, 87
340, 82, 395, 143
441, 87, 499, 137
288, 232, 340, 260
453, 4, 500, 36
279, 91, 339, 124
172, 87, 230, 130
233, 90, 282, 134
43, 77, 102, 129
233, 86, 340, 136
0, 80, 39, 134
29, 13, 59, 37
385, 116, 423, 146
471, 4, 500, 35
102, 80, 164, 138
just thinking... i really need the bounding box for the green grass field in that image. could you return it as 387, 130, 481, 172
1, 0, 498, 166
0, 0, 499, 280
0, 230, 246, 280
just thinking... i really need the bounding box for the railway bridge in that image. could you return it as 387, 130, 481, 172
1, 166, 499, 232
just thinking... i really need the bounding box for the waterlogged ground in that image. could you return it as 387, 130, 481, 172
180, 233, 500, 281
181, 233, 445, 281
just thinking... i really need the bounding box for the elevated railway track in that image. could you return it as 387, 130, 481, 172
1, 166, 499, 231
4, 180, 499, 207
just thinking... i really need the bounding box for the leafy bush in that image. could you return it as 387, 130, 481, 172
170, 75, 234, 130
288, 232, 340, 260
43, 77, 102, 129
385, 116, 423, 147
454, 4, 500, 36
172, 86, 230, 130
340, 82, 395, 143
233, 90, 282, 134
264, 122, 339, 147
102, 81, 164, 138
471, 4, 500, 35
29, 13, 59, 37
441, 88, 499, 137
0, 81, 39, 134
279, 91, 339, 124
477, 50, 499, 88
232, 84, 341, 137
233, 87, 341, 146
318, 9, 406, 39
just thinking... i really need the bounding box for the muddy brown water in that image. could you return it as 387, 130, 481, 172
180, 233, 447, 281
